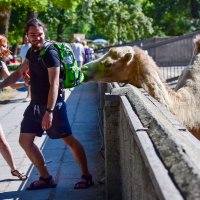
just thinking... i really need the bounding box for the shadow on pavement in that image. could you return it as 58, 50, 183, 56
0, 98, 25, 105
0, 83, 105, 200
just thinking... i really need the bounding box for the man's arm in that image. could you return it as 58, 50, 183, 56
0, 59, 29, 89
0, 61, 26, 89
46, 66, 60, 110
41, 66, 60, 131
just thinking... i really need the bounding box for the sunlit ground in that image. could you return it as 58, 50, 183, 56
0, 87, 17, 105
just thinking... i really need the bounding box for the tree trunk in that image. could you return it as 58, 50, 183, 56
26, 9, 38, 21
190, 0, 199, 18
0, 9, 11, 36
23, 9, 38, 35
57, 23, 64, 42
57, 9, 65, 42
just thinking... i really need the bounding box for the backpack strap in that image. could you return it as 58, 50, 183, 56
37, 41, 65, 97
38, 41, 55, 68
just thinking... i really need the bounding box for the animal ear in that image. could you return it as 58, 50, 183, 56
123, 52, 132, 62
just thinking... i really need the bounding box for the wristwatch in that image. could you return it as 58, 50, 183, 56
46, 108, 54, 113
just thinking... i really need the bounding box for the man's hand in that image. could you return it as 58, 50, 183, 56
23, 73, 30, 85
42, 112, 53, 130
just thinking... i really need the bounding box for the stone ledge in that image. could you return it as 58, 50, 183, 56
123, 85, 200, 199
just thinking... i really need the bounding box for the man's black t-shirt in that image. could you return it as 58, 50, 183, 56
26, 43, 62, 104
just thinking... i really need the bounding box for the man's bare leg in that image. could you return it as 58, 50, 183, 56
19, 133, 50, 178
0, 125, 17, 171
62, 135, 90, 176
62, 135, 93, 189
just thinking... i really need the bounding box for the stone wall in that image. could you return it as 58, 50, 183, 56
101, 83, 200, 200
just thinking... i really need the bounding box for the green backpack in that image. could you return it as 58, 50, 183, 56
39, 41, 84, 88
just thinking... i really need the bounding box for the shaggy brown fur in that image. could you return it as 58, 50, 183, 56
84, 39, 200, 140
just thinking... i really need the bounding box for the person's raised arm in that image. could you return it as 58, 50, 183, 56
0, 58, 29, 89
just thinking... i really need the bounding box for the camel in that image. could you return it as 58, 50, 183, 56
82, 37, 200, 140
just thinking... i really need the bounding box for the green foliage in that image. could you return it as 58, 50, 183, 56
143, 0, 200, 36
12, 0, 48, 11
0, 1, 12, 11
39, 3, 77, 41
8, 7, 27, 45
71, 0, 94, 34
50, 0, 81, 10
0, 0, 48, 11
91, 0, 153, 44
39, 0, 93, 41
0, 0, 48, 43
3, 0, 200, 47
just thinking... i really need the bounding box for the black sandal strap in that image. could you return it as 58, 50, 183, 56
39, 175, 52, 183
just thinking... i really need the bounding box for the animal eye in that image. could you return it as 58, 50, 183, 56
105, 62, 112, 68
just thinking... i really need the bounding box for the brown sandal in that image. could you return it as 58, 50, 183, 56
26, 175, 57, 190
74, 174, 94, 189
11, 169, 27, 181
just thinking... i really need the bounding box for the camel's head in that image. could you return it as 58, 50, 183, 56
82, 46, 134, 83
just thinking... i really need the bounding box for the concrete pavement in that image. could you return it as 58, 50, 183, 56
0, 83, 105, 200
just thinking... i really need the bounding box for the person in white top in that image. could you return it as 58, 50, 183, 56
19, 35, 31, 101
71, 37, 85, 67
19, 35, 31, 62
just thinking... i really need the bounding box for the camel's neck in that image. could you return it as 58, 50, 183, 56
130, 49, 176, 109
137, 73, 174, 108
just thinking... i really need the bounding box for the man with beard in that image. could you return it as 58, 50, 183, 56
0, 18, 93, 190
